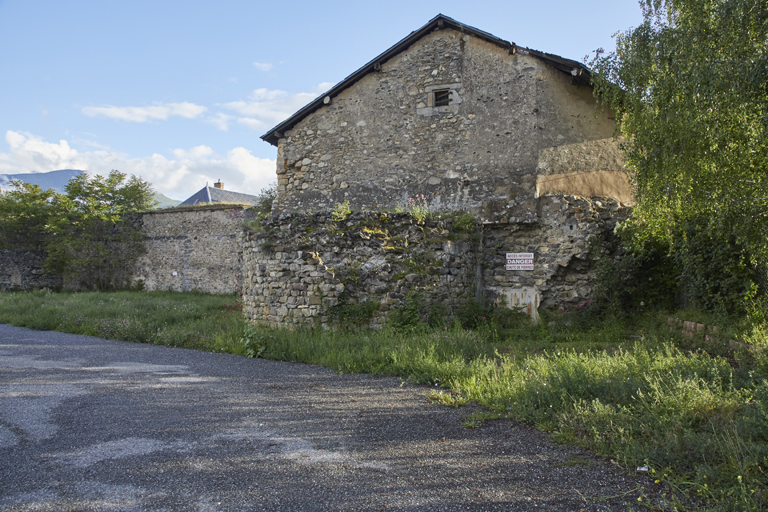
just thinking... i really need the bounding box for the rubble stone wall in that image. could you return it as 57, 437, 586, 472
241, 196, 630, 329
0, 250, 62, 291
241, 211, 481, 329
481, 196, 630, 315
131, 205, 246, 294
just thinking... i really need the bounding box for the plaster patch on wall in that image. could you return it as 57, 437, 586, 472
536, 170, 634, 205
491, 286, 540, 322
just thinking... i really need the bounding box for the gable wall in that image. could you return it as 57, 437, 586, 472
273, 28, 622, 223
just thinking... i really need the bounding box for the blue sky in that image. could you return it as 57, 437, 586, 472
0, 0, 644, 200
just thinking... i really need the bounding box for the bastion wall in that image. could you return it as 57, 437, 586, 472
240, 197, 629, 329
131, 205, 245, 294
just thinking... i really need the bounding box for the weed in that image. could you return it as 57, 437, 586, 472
426, 389, 469, 407
388, 291, 426, 330
241, 324, 268, 358
407, 194, 430, 224
331, 200, 351, 222
462, 410, 504, 428
451, 212, 477, 234
0, 290, 245, 352
329, 295, 379, 329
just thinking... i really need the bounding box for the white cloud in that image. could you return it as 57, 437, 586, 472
253, 62, 273, 72
206, 112, 233, 131
172, 145, 214, 160
82, 102, 208, 123
220, 82, 336, 129
1, 130, 86, 171
237, 117, 264, 129
0, 131, 275, 200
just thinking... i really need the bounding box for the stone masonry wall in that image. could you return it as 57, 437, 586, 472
0, 250, 62, 291
272, 27, 621, 224
131, 205, 245, 294
482, 196, 630, 315
241, 211, 481, 329
241, 196, 629, 329
0, 206, 246, 294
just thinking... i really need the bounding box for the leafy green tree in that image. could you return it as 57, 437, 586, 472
591, 0, 768, 314
0, 171, 155, 289
0, 182, 59, 251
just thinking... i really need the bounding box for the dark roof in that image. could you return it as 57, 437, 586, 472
261, 14, 592, 146
179, 186, 261, 206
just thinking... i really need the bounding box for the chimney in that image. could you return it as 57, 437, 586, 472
214, 179, 224, 189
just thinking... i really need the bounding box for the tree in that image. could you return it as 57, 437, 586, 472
591, 0, 768, 314
0, 171, 155, 290
0, 182, 59, 251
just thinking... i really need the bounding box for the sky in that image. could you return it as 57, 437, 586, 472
0, 0, 644, 201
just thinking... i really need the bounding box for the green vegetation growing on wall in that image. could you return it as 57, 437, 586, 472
239, 183, 277, 234
331, 200, 351, 222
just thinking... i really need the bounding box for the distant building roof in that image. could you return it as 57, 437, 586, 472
180, 183, 260, 206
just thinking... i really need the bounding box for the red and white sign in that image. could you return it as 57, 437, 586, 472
506, 252, 534, 271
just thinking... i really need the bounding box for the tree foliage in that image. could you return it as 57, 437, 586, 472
0, 183, 59, 251
591, 0, 768, 314
0, 171, 155, 290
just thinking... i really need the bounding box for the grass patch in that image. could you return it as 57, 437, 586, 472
1, 289, 766, 510
0, 289, 247, 354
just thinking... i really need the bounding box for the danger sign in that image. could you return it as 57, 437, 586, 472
506, 252, 534, 271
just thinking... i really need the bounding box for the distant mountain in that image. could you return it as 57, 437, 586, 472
0, 169, 181, 209
0, 169, 84, 193
152, 192, 182, 209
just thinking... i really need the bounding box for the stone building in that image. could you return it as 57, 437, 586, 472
261, 14, 631, 221
247, 14, 632, 324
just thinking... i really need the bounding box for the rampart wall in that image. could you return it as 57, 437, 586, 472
132, 205, 245, 294
240, 196, 629, 328
0, 250, 62, 291
0, 205, 246, 294
1, 197, 630, 327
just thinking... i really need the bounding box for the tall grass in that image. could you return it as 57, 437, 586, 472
1, 289, 766, 510
257, 318, 768, 510
0, 289, 246, 354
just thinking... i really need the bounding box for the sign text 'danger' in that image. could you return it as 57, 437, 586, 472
506, 252, 534, 271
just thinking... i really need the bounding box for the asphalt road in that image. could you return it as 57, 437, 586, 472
0, 324, 660, 511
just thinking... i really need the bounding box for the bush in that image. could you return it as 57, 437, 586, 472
456, 299, 529, 331
329, 294, 379, 330
592, 220, 677, 316
672, 216, 763, 317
